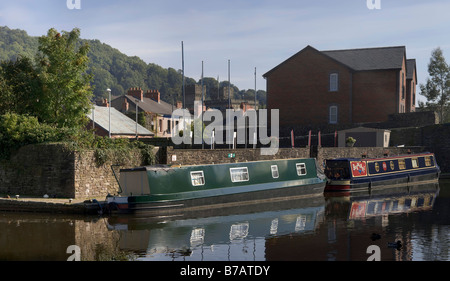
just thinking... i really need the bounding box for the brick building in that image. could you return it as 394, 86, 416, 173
111, 88, 182, 138
263, 45, 417, 127
186, 84, 257, 114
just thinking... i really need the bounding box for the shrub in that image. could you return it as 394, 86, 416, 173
0, 113, 71, 158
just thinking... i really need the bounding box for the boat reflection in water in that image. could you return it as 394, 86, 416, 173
107, 193, 326, 261
325, 183, 439, 220
107, 183, 440, 261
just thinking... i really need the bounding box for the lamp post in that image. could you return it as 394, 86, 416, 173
135, 98, 139, 138
107, 88, 111, 138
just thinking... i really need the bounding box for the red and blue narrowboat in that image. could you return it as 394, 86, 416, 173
324, 152, 440, 192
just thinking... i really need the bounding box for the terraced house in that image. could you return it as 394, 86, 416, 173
263, 45, 417, 127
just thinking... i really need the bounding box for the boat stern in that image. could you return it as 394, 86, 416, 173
106, 196, 130, 213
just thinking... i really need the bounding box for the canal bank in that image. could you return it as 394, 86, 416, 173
0, 196, 105, 214
0, 143, 439, 215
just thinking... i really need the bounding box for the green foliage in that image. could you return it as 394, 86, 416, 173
91, 137, 155, 167
0, 26, 267, 107
36, 28, 93, 128
124, 111, 146, 127
0, 26, 157, 165
420, 47, 450, 123
0, 113, 73, 159
0, 27, 38, 62
0, 56, 41, 115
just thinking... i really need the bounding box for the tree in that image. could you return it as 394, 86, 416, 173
35, 28, 93, 128
0, 56, 41, 115
420, 47, 450, 123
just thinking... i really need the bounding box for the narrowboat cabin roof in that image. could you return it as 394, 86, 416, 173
120, 157, 319, 172
327, 153, 435, 162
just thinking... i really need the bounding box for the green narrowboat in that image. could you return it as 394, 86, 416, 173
106, 158, 327, 215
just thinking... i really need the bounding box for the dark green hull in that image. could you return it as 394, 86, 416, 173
107, 158, 327, 215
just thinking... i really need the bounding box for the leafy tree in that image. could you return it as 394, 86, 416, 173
0, 26, 267, 108
35, 28, 93, 128
0, 113, 73, 159
420, 47, 450, 123
0, 56, 41, 115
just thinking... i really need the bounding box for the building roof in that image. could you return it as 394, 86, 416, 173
321, 46, 406, 71
87, 105, 154, 136
406, 59, 417, 80
123, 95, 174, 116
264, 45, 410, 77
338, 126, 391, 133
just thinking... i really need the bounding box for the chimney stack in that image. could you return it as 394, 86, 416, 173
127, 87, 143, 102
145, 89, 161, 103
122, 97, 129, 112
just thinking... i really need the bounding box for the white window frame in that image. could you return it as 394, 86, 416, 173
411, 158, 419, 169
271, 165, 279, 179
329, 73, 339, 92
296, 163, 307, 176
190, 171, 205, 186
329, 105, 338, 124
230, 167, 249, 183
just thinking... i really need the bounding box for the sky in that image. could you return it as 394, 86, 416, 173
1, 0, 450, 103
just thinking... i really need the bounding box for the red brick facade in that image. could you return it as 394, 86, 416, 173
264, 45, 416, 127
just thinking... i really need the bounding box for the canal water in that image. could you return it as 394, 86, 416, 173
1, 180, 450, 261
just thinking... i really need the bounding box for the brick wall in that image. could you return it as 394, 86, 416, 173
266, 46, 352, 127
352, 70, 399, 123
266, 47, 411, 127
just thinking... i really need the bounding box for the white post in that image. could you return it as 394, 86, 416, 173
107, 88, 111, 138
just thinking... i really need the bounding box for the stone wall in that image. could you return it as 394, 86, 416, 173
0, 144, 145, 199
316, 147, 425, 168
0, 140, 443, 200
166, 146, 426, 168
166, 147, 310, 166
391, 123, 450, 173
73, 149, 144, 198
0, 144, 76, 198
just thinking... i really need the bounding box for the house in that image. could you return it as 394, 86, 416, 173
186, 84, 257, 114
87, 105, 154, 138
111, 88, 181, 138
263, 45, 417, 128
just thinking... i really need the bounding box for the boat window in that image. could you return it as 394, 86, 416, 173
296, 163, 307, 176
190, 171, 205, 186
271, 165, 279, 178
398, 159, 406, 170
412, 158, 419, 168
374, 163, 380, 172
325, 161, 350, 180
425, 156, 432, 167
230, 167, 249, 182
